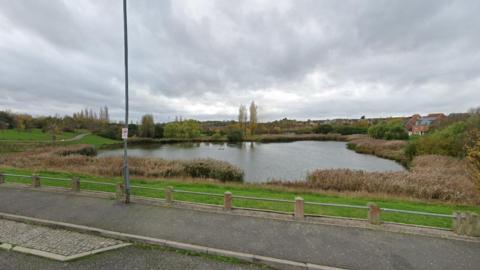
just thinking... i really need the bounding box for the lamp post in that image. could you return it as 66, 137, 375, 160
122, 0, 130, 203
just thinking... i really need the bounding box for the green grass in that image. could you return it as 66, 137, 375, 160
1, 166, 479, 229
62, 134, 119, 148
0, 129, 78, 141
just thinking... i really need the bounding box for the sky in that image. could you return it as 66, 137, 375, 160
1, 0, 479, 122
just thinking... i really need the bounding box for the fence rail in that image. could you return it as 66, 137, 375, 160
0, 172, 472, 234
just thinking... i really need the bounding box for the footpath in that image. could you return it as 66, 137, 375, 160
0, 186, 479, 270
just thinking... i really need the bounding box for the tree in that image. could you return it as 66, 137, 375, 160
99, 106, 110, 123
14, 114, 33, 131
249, 101, 258, 135
140, 114, 155, 138
43, 118, 62, 143
0, 111, 15, 129
154, 123, 164, 138
164, 120, 201, 139
238, 105, 248, 133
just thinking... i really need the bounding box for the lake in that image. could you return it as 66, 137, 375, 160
98, 141, 405, 183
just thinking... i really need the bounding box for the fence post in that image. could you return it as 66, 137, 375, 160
32, 175, 40, 188
294, 197, 304, 219
368, 202, 381, 225
165, 186, 173, 204
71, 177, 80, 192
0, 173, 4, 184
224, 191, 232, 210
116, 183, 125, 202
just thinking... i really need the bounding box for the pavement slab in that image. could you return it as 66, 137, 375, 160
0, 219, 128, 260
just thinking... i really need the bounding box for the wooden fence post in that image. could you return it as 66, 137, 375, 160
32, 175, 40, 188
116, 183, 125, 202
71, 177, 80, 192
224, 191, 232, 210
368, 202, 381, 225
0, 173, 4, 184
165, 186, 173, 204
294, 197, 304, 219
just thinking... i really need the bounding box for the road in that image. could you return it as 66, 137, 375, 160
0, 187, 479, 270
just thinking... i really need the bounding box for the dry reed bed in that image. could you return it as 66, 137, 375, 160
346, 135, 408, 165
276, 155, 479, 204
1, 145, 243, 182
2, 144, 478, 204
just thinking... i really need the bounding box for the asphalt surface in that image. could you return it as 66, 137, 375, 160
0, 245, 265, 270
0, 187, 479, 270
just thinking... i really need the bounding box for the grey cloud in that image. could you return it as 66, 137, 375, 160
0, 0, 479, 122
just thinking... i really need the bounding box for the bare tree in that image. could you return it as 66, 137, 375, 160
238, 104, 248, 133
249, 101, 258, 135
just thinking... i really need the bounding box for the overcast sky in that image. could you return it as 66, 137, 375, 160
1, 0, 479, 122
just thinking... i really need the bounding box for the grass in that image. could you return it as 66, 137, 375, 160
0, 128, 79, 141
0, 133, 120, 153
2, 166, 479, 229
63, 134, 119, 148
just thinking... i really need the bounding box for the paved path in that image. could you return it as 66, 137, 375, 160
0, 245, 264, 270
0, 187, 479, 270
60, 133, 89, 142
0, 219, 124, 257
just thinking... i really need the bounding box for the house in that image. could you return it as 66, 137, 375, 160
408, 113, 447, 135
405, 114, 421, 133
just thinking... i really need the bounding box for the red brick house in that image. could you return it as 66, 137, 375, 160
407, 113, 446, 135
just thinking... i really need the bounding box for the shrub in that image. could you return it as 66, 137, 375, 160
183, 159, 243, 182
52, 145, 97, 156
334, 125, 368, 135
314, 124, 334, 134
368, 120, 408, 140
226, 128, 243, 142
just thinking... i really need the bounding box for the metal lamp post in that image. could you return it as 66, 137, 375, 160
122, 0, 131, 203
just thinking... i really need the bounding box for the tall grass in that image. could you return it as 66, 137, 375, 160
277, 155, 479, 204
346, 135, 408, 165
1, 145, 243, 182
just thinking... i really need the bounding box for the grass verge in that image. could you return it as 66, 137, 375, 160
0, 129, 79, 141
1, 166, 479, 229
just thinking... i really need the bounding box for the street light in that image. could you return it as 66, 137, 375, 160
122, 0, 130, 203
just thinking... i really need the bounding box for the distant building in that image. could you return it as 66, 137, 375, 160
407, 113, 447, 135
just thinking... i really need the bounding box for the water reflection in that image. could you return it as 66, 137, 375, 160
99, 141, 405, 183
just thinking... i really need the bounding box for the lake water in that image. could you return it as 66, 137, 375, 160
98, 141, 405, 183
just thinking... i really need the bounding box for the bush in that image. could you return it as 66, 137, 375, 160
211, 132, 223, 140
226, 128, 243, 142
183, 159, 243, 182
314, 124, 334, 134
368, 120, 408, 140
96, 124, 121, 140
334, 125, 368, 135
53, 145, 97, 156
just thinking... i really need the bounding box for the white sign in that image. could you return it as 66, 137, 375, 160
121, 128, 128, 140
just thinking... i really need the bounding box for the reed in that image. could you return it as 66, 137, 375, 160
276, 155, 478, 204
1, 145, 243, 182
